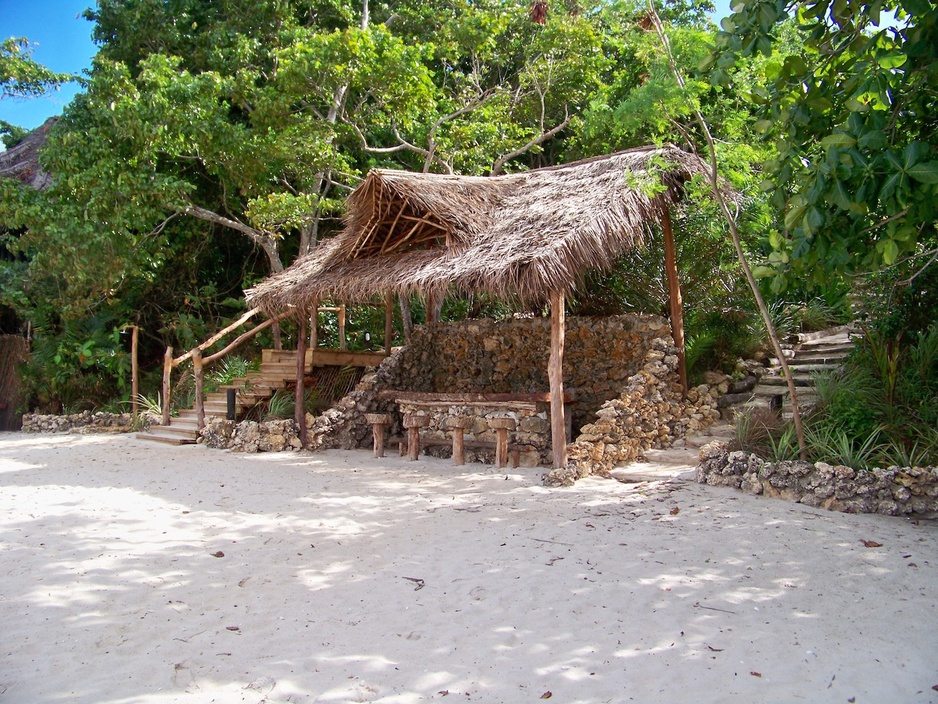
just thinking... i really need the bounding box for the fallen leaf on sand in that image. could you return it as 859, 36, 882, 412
211, 551, 225, 558
540, 692, 552, 699
438, 690, 449, 696
402, 576, 425, 591
707, 645, 723, 652
670, 507, 680, 515
226, 626, 240, 632
861, 540, 882, 548
750, 671, 761, 677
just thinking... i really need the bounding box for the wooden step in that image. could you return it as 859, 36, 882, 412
137, 430, 197, 445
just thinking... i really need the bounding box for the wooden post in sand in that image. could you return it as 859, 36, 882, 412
192, 347, 205, 431
548, 290, 567, 469
161, 346, 173, 426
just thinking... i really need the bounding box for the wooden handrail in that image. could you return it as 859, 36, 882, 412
160, 308, 293, 425
173, 308, 260, 367
203, 314, 286, 364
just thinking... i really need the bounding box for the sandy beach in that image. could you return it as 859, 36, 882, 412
1, 431, 936, 703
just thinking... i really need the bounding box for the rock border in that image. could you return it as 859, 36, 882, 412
696, 441, 938, 516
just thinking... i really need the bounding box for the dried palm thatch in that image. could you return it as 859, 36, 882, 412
0, 117, 56, 190
247, 145, 712, 313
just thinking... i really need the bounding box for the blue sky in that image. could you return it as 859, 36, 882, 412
0, 0, 97, 130
1, 0, 734, 133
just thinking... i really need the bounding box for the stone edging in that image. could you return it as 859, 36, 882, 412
696, 441, 938, 516
21, 411, 138, 434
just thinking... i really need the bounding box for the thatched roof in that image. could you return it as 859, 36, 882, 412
247, 145, 711, 312
0, 117, 56, 190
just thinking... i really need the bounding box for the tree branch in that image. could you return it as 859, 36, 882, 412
490, 108, 571, 176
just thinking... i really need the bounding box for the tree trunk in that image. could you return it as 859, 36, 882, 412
661, 206, 688, 393
400, 295, 413, 340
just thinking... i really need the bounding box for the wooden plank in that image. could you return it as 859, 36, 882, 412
377, 390, 575, 403
399, 399, 538, 411
173, 308, 260, 366
549, 289, 567, 469
304, 349, 388, 367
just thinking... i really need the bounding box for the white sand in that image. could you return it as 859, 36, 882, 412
1, 432, 936, 704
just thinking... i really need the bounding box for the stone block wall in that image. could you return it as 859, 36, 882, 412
547, 337, 721, 485
697, 442, 938, 516
21, 411, 136, 433
306, 314, 685, 459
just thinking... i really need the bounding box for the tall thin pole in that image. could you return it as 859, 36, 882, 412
548, 290, 567, 469
661, 206, 687, 393
384, 292, 394, 355
130, 325, 139, 417
296, 315, 309, 449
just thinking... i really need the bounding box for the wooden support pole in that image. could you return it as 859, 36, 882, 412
548, 290, 567, 469
309, 298, 319, 351
161, 346, 173, 426
296, 314, 309, 449
338, 304, 347, 350
661, 206, 688, 394
130, 325, 139, 418
384, 292, 394, 355
193, 347, 205, 431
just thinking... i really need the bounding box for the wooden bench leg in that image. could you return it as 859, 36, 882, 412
365, 413, 392, 459
403, 414, 430, 461
495, 428, 509, 468
407, 426, 420, 461
452, 427, 466, 465
372, 423, 387, 457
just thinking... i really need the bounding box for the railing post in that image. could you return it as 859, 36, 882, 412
161, 346, 173, 426
130, 325, 139, 418
384, 292, 394, 355
193, 347, 205, 431
309, 298, 319, 353
338, 304, 347, 350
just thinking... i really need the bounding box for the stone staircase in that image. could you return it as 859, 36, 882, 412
719, 325, 857, 419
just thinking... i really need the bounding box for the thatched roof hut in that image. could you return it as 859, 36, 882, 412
247, 144, 712, 468
247, 145, 710, 311
0, 117, 56, 190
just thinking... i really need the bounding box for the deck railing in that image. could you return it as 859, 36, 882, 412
161, 308, 291, 427
160, 297, 394, 430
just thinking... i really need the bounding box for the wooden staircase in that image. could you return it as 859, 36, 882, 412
138, 348, 386, 445
751, 325, 856, 417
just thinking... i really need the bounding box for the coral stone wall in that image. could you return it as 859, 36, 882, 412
307, 314, 682, 457
21, 411, 135, 433
697, 443, 938, 516
417, 315, 674, 431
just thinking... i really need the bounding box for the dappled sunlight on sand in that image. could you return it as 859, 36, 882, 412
0, 433, 936, 703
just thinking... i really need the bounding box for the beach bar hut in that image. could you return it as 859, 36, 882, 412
247, 145, 711, 468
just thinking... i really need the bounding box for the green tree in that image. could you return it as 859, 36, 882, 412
0, 37, 70, 100
707, 0, 938, 287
